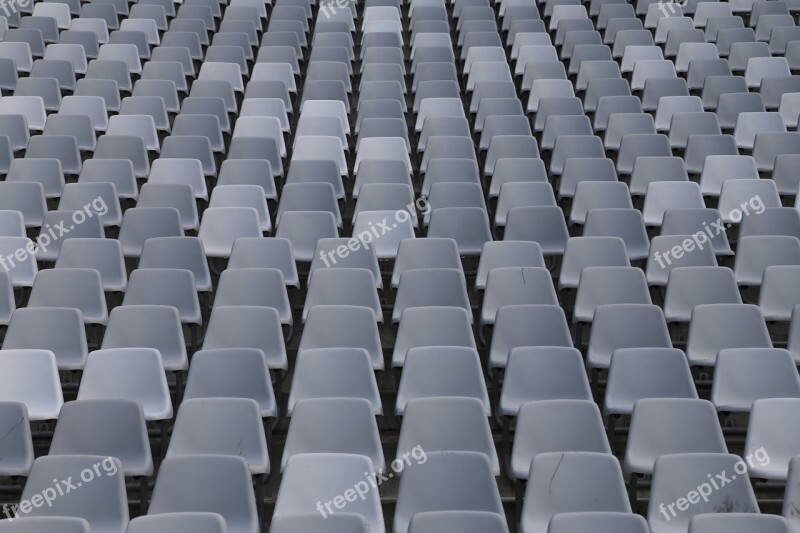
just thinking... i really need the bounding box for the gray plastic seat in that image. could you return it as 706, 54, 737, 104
421, 159, 481, 197
394, 452, 503, 533
168, 398, 268, 478
503, 206, 569, 256
203, 306, 286, 371
198, 207, 263, 259
0, 211, 25, 237
594, 95, 643, 132
29, 58, 75, 91
686, 58, 732, 91
25, 135, 81, 176
13, 77, 61, 112
118, 207, 183, 258
0, 96, 46, 131
427, 207, 492, 257
549, 135, 603, 176
212, 269, 290, 331
389, 238, 460, 289
541, 115, 592, 152
54, 237, 125, 293
631, 59, 677, 91
642, 182, 705, 226
299, 305, 382, 369
605, 347, 698, 416
668, 112, 722, 150
0, 41, 35, 72
288, 348, 381, 416
29, 267, 107, 324
661, 208, 734, 257
648, 453, 759, 533
6, 159, 63, 199
481, 267, 557, 329
734, 235, 800, 286
699, 155, 759, 196
0, 237, 36, 288
78, 348, 172, 421
625, 398, 726, 476
57, 183, 120, 229
393, 268, 470, 323
50, 399, 151, 477
183, 348, 276, 418
408, 511, 508, 533
274, 454, 383, 533
282, 397, 382, 471
396, 346, 489, 416
126, 514, 227, 533
689, 514, 791, 533
687, 304, 773, 366
122, 269, 199, 332
719, 180, 781, 224
489, 301, 571, 373
642, 77, 690, 112
392, 305, 476, 368
217, 160, 277, 202
0, 116, 30, 154
743, 398, 800, 480
583, 208, 650, 260
18, 456, 126, 531
136, 184, 197, 232
0, 401, 34, 477
107, 30, 150, 59
588, 303, 672, 369
560, 237, 629, 289
148, 456, 259, 533
570, 182, 633, 225
701, 75, 748, 111
511, 400, 611, 480
760, 265, 800, 321
101, 305, 186, 372
520, 452, 631, 533
94, 135, 148, 177
739, 206, 800, 240
138, 236, 211, 293
0, 350, 62, 420
718, 92, 766, 129
664, 267, 742, 322
274, 212, 338, 263
43, 114, 96, 153
495, 183, 556, 227
712, 348, 800, 412
753, 131, 800, 172
549, 513, 649, 533
604, 114, 656, 152
573, 267, 652, 322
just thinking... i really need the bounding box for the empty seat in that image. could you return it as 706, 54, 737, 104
712, 347, 800, 412
520, 452, 631, 533
17, 456, 127, 530
148, 456, 259, 533
274, 454, 383, 533
648, 454, 759, 533
687, 304, 773, 366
